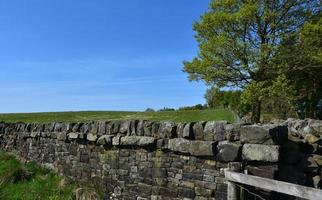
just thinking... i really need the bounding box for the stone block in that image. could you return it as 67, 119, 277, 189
86, 133, 97, 142
97, 135, 113, 145
168, 138, 215, 156
216, 141, 241, 162
245, 164, 278, 179
158, 121, 176, 138
183, 123, 193, 139
240, 124, 288, 144
120, 136, 156, 146
203, 121, 227, 141
68, 132, 79, 140
242, 144, 280, 162
193, 121, 205, 140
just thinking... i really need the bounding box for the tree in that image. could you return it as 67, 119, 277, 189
205, 87, 243, 115
274, 13, 322, 119
184, 0, 320, 122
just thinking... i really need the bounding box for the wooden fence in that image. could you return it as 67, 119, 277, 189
225, 165, 322, 200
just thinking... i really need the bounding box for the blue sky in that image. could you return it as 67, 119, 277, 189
0, 0, 210, 113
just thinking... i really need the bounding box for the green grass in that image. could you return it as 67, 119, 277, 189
0, 152, 79, 200
0, 109, 236, 123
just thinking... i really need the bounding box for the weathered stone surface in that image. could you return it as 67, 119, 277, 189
119, 121, 130, 134
190, 141, 215, 157
240, 124, 287, 144
203, 121, 227, 141
168, 138, 190, 154
242, 144, 280, 162
216, 141, 241, 162
120, 136, 156, 146
158, 121, 176, 138
57, 132, 67, 141
304, 134, 320, 144
68, 132, 79, 140
224, 124, 241, 141
183, 123, 193, 139
193, 121, 205, 140
1, 119, 321, 200
168, 138, 215, 156
310, 120, 322, 133
245, 164, 278, 179
86, 133, 97, 142
97, 135, 113, 145
176, 123, 185, 138
112, 134, 121, 145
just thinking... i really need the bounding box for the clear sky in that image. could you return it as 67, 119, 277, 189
0, 0, 210, 113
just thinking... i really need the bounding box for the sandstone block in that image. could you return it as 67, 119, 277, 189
120, 136, 156, 146
240, 124, 288, 144
216, 141, 241, 162
242, 144, 280, 162
168, 138, 215, 156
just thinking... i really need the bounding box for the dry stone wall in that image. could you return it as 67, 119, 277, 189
0, 119, 321, 200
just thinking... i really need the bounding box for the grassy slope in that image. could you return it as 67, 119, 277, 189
0, 152, 77, 200
0, 109, 235, 123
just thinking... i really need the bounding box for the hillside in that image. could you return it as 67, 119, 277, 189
0, 109, 235, 123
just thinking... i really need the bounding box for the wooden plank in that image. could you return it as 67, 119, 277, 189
225, 170, 322, 200
227, 163, 241, 200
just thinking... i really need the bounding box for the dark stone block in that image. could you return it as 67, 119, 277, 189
182, 173, 203, 181
178, 187, 195, 198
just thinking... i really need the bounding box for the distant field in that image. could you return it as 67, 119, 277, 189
0, 109, 235, 123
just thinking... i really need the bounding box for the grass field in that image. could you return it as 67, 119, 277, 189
0, 109, 236, 123
0, 151, 80, 200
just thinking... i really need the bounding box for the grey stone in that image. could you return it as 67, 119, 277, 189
240, 124, 288, 144
97, 122, 106, 134
193, 121, 205, 140
57, 132, 66, 141
112, 134, 122, 146
97, 135, 113, 145
158, 121, 176, 138
242, 144, 280, 162
120, 121, 130, 134
68, 132, 79, 140
216, 141, 241, 162
183, 123, 192, 139
120, 136, 156, 146
168, 138, 190, 154
189, 140, 215, 156
30, 132, 39, 138
176, 123, 185, 138
168, 138, 215, 156
86, 133, 97, 142
203, 121, 227, 141
310, 120, 322, 133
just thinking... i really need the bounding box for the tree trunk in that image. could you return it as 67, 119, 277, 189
252, 100, 261, 123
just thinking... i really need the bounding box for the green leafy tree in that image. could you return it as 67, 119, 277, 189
274, 13, 322, 118
184, 0, 320, 122
205, 87, 243, 115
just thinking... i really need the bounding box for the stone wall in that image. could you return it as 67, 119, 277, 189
0, 119, 321, 200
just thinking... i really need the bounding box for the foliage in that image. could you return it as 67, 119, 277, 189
205, 87, 243, 115
158, 107, 176, 112
145, 108, 155, 112
178, 104, 208, 111
183, 0, 320, 122
241, 75, 297, 119
0, 152, 77, 200
274, 13, 322, 119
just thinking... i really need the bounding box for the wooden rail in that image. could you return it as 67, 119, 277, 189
225, 170, 322, 200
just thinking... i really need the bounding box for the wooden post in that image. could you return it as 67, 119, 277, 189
226, 162, 241, 200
